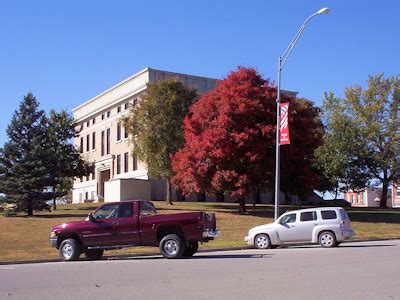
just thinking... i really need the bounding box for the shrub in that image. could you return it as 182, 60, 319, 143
1, 203, 18, 217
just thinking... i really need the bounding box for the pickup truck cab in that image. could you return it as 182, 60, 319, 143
50, 200, 219, 261
245, 207, 355, 249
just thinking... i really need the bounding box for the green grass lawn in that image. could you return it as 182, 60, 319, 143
0, 201, 399, 262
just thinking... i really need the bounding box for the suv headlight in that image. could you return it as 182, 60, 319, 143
50, 231, 56, 238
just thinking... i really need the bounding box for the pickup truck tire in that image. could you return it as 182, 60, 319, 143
59, 238, 81, 261
255, 233, 271, 249
85, 249, 104, 260
319, 231, 337, 248
183, 241, 199, 257
159, 234, 186, 259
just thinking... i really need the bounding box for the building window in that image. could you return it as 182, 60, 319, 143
124, 152, 128, 173
116, 154, 121, 174
117, 106, 121, 113
86, 121, 90, 127
86, 174, 90, 181
124, 102, 129, 110
80, 137, 83, 153
133, 98, 138, 106
117, 122, 121, 141
101, 114, 105, 120
132, 154, 137, 171
92, 118, 96, 125
80, 176, 83, 182
397, 189, 400, 197
86, 134, 90, 152
124, 126, 128, 139
85, 192, 89, 200
92, 132, 96, 150
107, 111, 111, 118
92, 171, 95, 180
101, 131, 105, 156
106, 128, 111, 154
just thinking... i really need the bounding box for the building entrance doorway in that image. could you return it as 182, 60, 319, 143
99, 169, 111, 200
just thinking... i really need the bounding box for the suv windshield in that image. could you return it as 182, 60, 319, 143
279, 213, 296, 224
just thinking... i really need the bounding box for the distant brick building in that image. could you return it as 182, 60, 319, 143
344, 183, 399, 208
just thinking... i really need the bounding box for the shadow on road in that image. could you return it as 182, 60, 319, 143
104, 253, 275, 261
283, 243, 396, 249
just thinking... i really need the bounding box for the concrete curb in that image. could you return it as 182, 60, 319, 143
0, 238, 398, 266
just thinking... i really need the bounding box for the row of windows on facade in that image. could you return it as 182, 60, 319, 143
79, 152, 138, 182
79, 123, 129, 155
348, 193, 364, 204
81, 99, 138, 130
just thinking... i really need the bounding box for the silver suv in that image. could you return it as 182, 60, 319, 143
245, 207, 355, 249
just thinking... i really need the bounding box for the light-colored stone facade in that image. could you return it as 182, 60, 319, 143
72, 67, 218, 203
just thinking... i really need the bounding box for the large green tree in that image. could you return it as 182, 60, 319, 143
0, 94, 92, 215
48, 110, 93, 210
0, 93, 55, 216
316, 74, 399, 207
123, 79, 198, 205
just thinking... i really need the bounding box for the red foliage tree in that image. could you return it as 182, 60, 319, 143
172, 67, 283, 212
279, 98, 325, 202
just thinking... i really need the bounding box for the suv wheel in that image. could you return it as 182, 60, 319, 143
255, 234, 271, 249
183, 241, 199, 257
159, 234, 186, 259
59, 238, 81, 261
319, 231, 337, 248
85, 249, 104, 260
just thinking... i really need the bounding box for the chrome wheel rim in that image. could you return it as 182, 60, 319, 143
321, 234, 333, 247
62, 244, 73, 259
256, 235, 269, 249
164, 240, 179, 256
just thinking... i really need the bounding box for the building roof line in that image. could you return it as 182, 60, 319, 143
73, 67, 150, 112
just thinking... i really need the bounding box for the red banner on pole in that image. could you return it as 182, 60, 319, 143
280, 102, 290, 145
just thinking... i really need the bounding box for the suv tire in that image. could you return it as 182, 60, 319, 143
255, 233, 271, 249
59, 238, 81, 261
319, 231, 337, 248
159, 234, 186, 259
183, 241, 199, 257
85, 249, 104, 260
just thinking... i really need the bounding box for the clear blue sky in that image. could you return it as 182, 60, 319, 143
0, 0, 399, 146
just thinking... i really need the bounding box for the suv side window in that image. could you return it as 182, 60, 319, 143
119, 203, 134, 218
279, 213, 296, 224
300, 211, 317, 222
321, 210, 337, 220
93, 203, 120, 219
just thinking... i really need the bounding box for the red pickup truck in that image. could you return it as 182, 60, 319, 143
50, 200, 219, 261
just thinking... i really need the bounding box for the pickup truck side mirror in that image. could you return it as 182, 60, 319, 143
88, 213, 98, 223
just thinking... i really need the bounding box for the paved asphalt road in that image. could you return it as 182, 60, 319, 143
0, 240, 399, 300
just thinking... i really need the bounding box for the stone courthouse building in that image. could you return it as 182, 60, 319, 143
72, 67, 217, 203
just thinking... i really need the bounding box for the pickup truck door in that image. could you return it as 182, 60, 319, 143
113, 202, 140, 245
137, 201, 158, 246
83, 203, 121, 246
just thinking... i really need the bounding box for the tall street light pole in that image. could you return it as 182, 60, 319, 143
274, 7, 330, 220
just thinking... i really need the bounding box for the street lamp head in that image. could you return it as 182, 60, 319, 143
317, 7, 330, 15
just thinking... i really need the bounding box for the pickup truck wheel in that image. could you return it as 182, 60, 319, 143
255, 234, 271, 249
85, 249, 104, 260
319, 231, 337, 248
59, 238, 81, 261
183, 241, 199, 257
159, 234, 186, 259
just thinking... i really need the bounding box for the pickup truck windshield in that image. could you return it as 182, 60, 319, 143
93, 203, 119, 219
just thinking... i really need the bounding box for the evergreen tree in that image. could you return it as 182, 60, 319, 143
47, 110, 92, 210
0, 93, 55, 216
